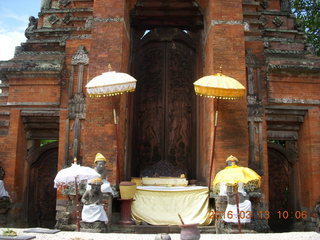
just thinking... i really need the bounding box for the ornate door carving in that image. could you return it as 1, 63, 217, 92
132, 28, 196, 177
28, 147, 58, 228
268, 145, 293, 231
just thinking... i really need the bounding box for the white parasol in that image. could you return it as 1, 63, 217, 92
85, 64, 137, 184
54, 160, 100, 231
54, 163, 100, 188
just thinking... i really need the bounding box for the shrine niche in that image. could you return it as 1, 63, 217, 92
131, 28, 197, 178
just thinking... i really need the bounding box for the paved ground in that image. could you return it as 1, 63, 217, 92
0, 229, 318, 240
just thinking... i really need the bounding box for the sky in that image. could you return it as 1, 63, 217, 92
0, 0, 40, 61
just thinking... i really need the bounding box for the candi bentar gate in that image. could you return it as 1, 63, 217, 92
0, 0, 319, 233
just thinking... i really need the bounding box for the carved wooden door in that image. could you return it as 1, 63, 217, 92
28, 147, 58, 228
268, 146, 293, 231
132, 29, 196, 177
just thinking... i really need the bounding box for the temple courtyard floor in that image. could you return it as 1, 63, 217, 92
0, 229, 318, 240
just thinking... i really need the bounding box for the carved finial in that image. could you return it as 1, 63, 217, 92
219, 65, 223, 74
73, 157, 77, 164
108, 64, 113, 72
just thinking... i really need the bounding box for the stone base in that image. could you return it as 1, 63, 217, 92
80, 221, 108, 233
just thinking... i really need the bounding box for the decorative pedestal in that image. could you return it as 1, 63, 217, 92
80, 221, 107, 233
118, 199, 134, 225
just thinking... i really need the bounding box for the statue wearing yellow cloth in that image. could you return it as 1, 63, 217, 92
213, 155, 261, 223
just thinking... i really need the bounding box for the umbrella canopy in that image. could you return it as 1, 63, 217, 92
54, 163, 100, 188
212, 165, 261, 191
86, 71, 137, 97
193, 73, 245, 99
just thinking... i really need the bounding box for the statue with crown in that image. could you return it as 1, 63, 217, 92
212, 155, 262, 233
80, 153, 114, 232
87, 153, 114, 195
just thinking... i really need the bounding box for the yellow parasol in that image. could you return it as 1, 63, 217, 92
194, 73, 245, 99
193, 69, 246, 190
212, 155, 261, 233
85, 65, 137, 184
212, 165, 261, 190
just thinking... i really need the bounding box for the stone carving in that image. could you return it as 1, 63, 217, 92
0, 167, 11, 215
41, 0, 51, 11
48, 15, 60, 25
258, 15, 268, 29
91, 153, 114, 195
81, 178, 108, 224
59, 0, 71, 7
25, 16, 38, 39
85, 17, 94, 30
68, 92, 86, 119
63, 13, 72, 25
294, 18, 304, 31
280, 0, 291, 12
260, 0, 268, 9
246, 49, 260, 67
0, 167, 9, 199
272, 16, 283, 28
72, 46, 89, 65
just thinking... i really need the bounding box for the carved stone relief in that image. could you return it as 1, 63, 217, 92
72, 46, 89, 65
68, 93, 86, 119
259, 16, 268, 29
246, 49, 264, 174
48, 15, 60, 25
59, 0, 71, 7
25, 16, 38, 39
280, 0, 291, 12
273, 16, 283, 28
62, 13, 72, 25
41, 0, 52, 11
260, 0, 268, 9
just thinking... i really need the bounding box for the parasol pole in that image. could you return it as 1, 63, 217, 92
74, 175, 80, 232
73, 157, 80, 232
113, 100, 120, 185
235, 183, 242, 233
208, 98, 219, 190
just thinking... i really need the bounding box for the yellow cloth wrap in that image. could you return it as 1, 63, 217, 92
131, 187, 212, 225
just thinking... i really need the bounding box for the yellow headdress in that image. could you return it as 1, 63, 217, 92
226, 155, 239, 162
88, 177, 103, 185
94, 153, 107, 163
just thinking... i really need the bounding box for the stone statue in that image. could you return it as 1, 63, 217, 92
25, 16, 38, 39
0, 167, 10, 199
41, 0, 51, 11
81, 178, 108, 223
89, 153, 114, 195
220, 156, 252, 223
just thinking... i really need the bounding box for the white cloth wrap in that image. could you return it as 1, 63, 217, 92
86, 179, 114, 195
0, 180, 9, 197
81, 204, 108, 223
223, 199, 252, 223
219, 182, 247, 196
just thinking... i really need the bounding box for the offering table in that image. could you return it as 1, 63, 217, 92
131, 186, 212, 225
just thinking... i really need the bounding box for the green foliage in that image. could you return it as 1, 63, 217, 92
40, 139, 58, 147
291, 0, 320, 55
